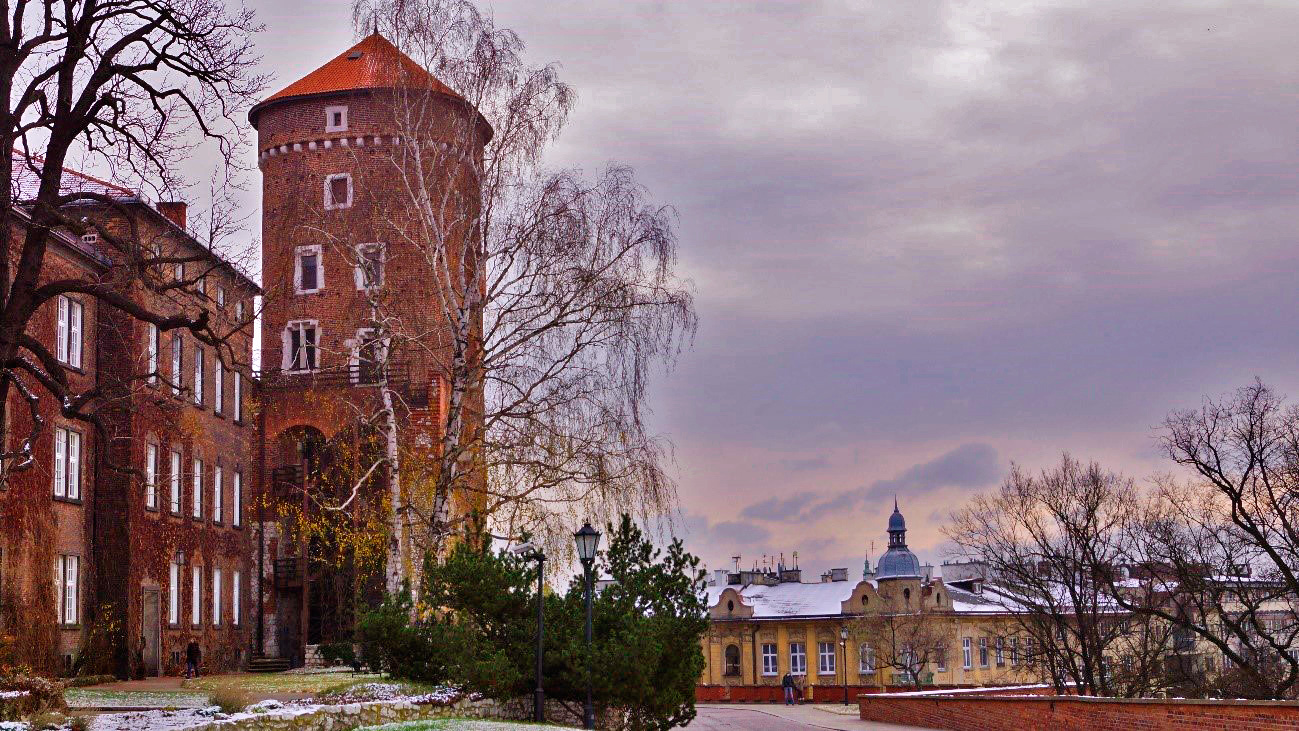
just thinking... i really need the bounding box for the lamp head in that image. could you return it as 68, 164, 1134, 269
574, 522, 601, 563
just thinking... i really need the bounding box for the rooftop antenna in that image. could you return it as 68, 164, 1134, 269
732, 555, 741, 573
792, 551, 799, 569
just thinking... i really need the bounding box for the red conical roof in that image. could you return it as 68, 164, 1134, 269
250, 33, 463, 124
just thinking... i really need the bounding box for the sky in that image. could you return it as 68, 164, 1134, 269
235, 0, 1299, 577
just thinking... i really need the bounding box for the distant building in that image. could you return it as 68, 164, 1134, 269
698, 502, 1038, 699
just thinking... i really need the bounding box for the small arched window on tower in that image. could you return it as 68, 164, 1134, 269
295, 245, 323, 294
723, 644, 741, 677
283, 320, 320, 372
324, 173, 353, 210
325, 105, 348, 133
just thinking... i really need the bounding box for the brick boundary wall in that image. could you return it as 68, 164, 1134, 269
858, 694, 1299, 731
697, 684, 1050, 704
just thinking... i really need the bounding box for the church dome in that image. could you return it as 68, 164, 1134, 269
876, 501, 922, 580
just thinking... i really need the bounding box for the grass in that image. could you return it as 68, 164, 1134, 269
181, 671, 384, 696
63, 687, 211, 709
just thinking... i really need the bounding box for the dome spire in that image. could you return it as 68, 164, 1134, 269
877, 500, 921, 580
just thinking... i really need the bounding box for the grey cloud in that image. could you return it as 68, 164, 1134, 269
681, 513, 772, 555
739, 491, 823, 522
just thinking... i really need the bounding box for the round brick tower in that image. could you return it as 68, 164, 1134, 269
248, 32, 491, 665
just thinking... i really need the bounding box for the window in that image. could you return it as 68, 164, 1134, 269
1026, 637, 1036, 666
353, 329, 387, 384
233, 372, 243, 422
146, 323, 160, 385
171, 335, 183, 396
169, 450, 182, 513
190, 565, 201, 626
53, 427, 81, 500
56, 296, 83, 368
212, 567, 222, 626
789, 642, 806, 675
168, 561, 180, 625
761, 643, 778, 676
1010, 637, 1019, 666
978, 637, 989, 667
196, 275, 206, 296
145, 444, 158, 509
325, 105, 348, 132
191, 458, 203, 518
232, 570, 241, 625
212, 464, 223, 523
859, 644, 876, 674
235, 300, 245, 322
995, 636, 1005, 667
55, 555, 78, 624
818, 642, 836, 675
193, 347, 204, 405
174, 262, 185, 282
355, 243, 385, 289
324, 173, 352, 210
283, 320, 319, 371
295, 245, 323, 294
216, 286, 225, 308
213, 361, 223, 415
233, 471, 243, 527
935, 644, 948, 672
723, 644, 741, 677
962, 638, 972, 670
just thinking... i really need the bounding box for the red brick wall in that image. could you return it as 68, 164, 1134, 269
858, 694, 1299, 730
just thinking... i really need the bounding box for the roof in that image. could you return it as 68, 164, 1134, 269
250, 32, 464, 125
707, 581, 856, 619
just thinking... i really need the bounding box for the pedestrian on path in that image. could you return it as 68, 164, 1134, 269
185, 638, 201, 679
782, 672, 796, 705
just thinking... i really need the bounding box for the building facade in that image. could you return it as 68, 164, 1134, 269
699, 504, 1041, 700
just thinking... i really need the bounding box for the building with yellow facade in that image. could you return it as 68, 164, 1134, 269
698, 503, 1041, 701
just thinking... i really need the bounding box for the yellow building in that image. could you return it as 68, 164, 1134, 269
698, 503, 1040, 700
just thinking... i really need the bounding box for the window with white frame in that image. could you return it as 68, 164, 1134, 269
860, 644, 876, 673
53, 427, 81, 500
233, 372, 243, 421
1010, 637, 1019, 666
174, 262, 185, 282
761, 643, 778, 676
191, 458, 203, 518
171, 335, 182, 395
168, 561, 180, 625
295, 245, 323, 294
212, 464, 223, 523
56, 296, 83, 368
146, 323, 159, 385
170, 450, 182, 513
355, 243, 384, 290
935, 644, 948, 672
789, 642, 806, 675
325, 105, 348, 132
817, 641, 836, 675
216, 286, 226, 308
233, 471, 243, 527
232, 570, 241, 625
324, 173, 352, 210
213, 361, 223, 414
55, 554, 79, 624
283, 320, 320, 372
145, 443, 158, 509
995, 636, 1004, 666
190, 565, 201, 626
962, 638, 972, 669
978, 637, 989, 667
212, 567, 222, 626
353, 329, 387, 384
193, 347, 204, 405
1025, 637, 1035, 666
235, 300, 245, 322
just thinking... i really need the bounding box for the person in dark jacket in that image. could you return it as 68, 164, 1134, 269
185, 638, 201, 679
782, 672, 796, 705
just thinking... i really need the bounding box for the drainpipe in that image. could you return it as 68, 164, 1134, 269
751, 625, 760, 688
256, 402, 266, 656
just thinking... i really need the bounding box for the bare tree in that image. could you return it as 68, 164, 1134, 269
853, 583, 949, 690
335, 0, 696, 574
945, 454, 1170, 696
0, 0, 264, 472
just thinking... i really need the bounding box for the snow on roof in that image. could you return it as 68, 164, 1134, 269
708, 578, 1017, 619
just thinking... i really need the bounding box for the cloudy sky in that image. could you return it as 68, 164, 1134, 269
241, 0, 1299, 575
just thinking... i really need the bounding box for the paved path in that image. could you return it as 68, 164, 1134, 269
689, 704, 926, 730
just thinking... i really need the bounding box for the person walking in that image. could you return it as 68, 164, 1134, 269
782, 671, 796, 705
185, 638, 201, 679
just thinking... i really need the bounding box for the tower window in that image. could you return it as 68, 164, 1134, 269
283, 320, 320, 372
352, 329, 387, 384
295, 245, 323, 294
325, 105, 348, 132
355, 243, 385, 290
324, 173, 352, 210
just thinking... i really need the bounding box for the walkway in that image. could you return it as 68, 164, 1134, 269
691, 704, 926, 730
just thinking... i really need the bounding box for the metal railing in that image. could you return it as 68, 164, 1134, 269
259, 360, 432, 408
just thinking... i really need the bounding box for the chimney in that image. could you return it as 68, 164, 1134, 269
158, 201, 187, 230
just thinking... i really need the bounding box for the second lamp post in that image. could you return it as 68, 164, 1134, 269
574, 522, 602, 730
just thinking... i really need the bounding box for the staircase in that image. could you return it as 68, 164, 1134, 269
248, 654, 291, 673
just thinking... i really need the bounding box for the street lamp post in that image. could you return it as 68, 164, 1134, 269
840, 627, 849, 706
574, 522, 601, 731
514, 543, 547, 723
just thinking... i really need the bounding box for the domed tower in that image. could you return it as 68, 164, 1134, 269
875, 499, 922, 581
249, 32, 491, 665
